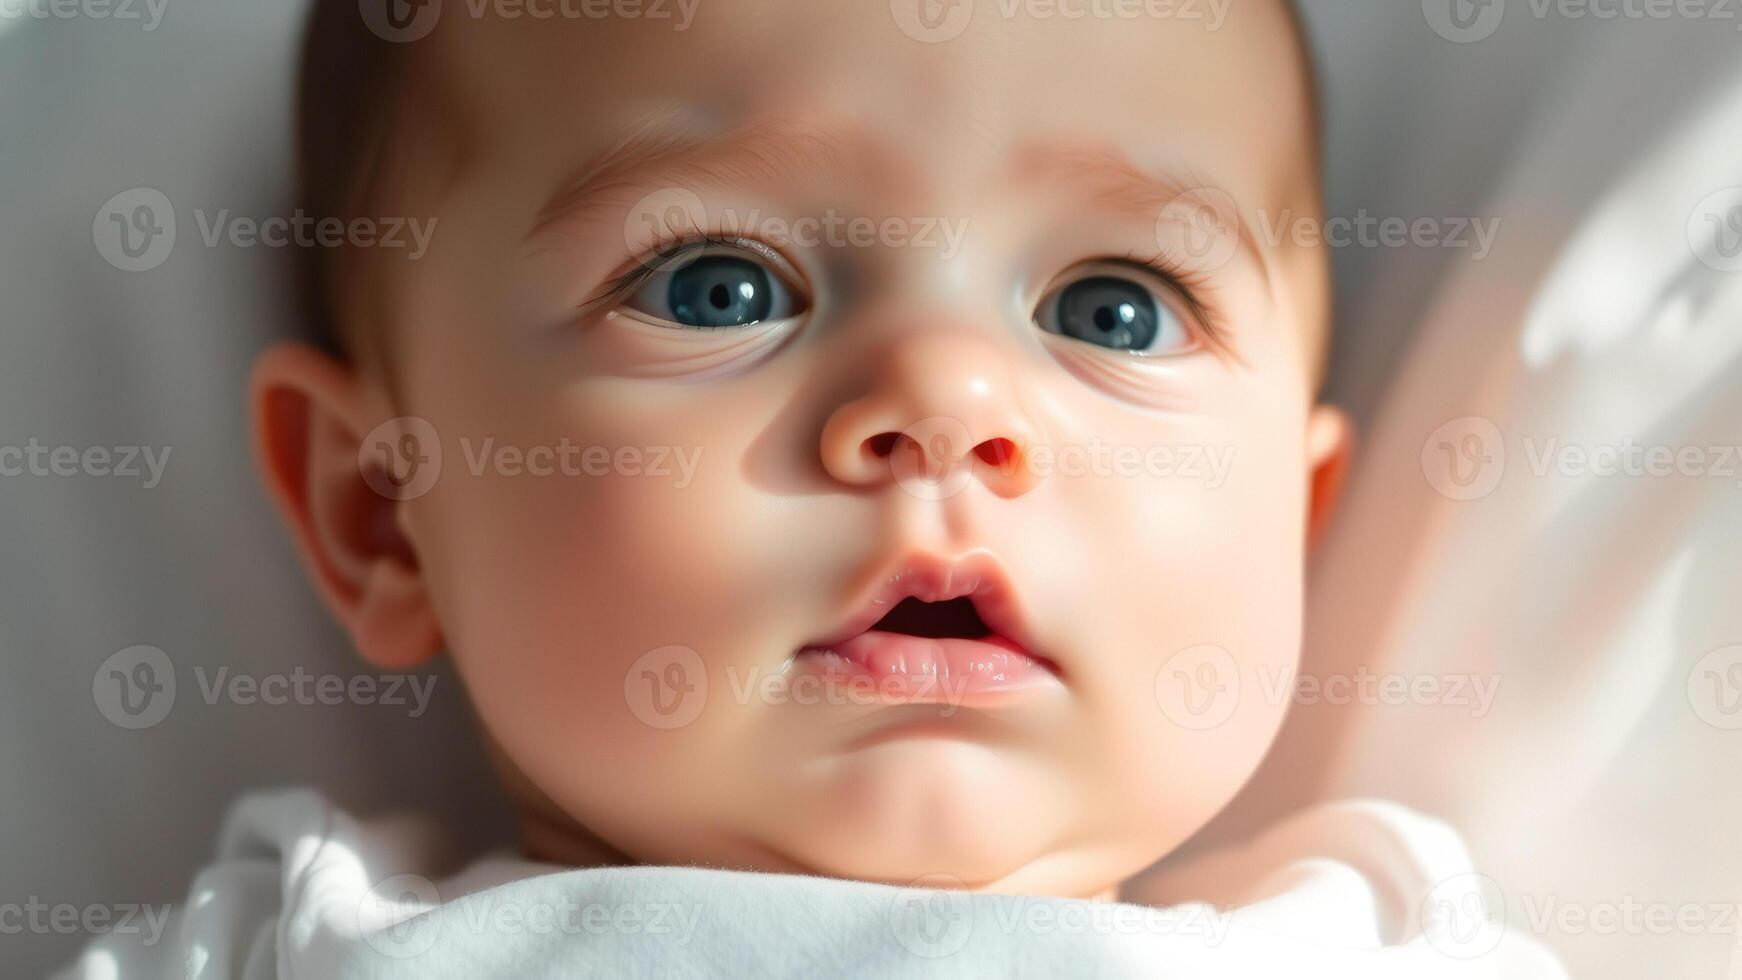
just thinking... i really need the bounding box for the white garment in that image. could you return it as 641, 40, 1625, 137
53, 789, 1565, 979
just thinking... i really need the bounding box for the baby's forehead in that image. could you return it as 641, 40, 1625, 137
412, 0, 1316, 212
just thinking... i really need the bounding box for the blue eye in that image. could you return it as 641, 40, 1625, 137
625, 248, 803, 329
1035, 268, 1194, 355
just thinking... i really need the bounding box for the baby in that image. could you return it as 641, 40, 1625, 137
62, 0, 1564, 976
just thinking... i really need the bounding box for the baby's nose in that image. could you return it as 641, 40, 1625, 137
819, 333, 1043, 499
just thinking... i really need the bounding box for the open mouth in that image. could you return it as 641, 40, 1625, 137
795, 553, 1062, 702
870, 595, 993, 640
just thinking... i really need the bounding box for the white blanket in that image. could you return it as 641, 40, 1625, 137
53, 790, 1564, 979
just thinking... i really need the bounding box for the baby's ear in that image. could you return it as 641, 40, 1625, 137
1304, 404, 1353, 549
248, 343, 442, 670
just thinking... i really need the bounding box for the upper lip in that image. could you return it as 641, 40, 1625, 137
801, 550, 1059, 673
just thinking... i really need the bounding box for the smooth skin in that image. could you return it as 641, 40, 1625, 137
252, 0, 1349, 901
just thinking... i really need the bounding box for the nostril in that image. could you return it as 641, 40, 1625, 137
973, 437, 1018, 467
865, 432, 902, 459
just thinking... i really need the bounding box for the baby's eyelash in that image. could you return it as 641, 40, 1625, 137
580, 232, 764, 312
578, 235, 1229, 350
1119, 248, 1228, 347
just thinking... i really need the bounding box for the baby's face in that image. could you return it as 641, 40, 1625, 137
339, 0, 1338, 897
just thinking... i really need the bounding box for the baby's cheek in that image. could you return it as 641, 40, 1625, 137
424, 474, 644, 737
422, 466, 761, 841
431, 406, 786, 742
1057, 412, 1306, 826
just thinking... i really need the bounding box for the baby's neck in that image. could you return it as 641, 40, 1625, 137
518, 808, 634, 869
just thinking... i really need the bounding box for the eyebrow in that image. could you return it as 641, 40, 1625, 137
525, 113, 874, 242
528, 119, 1271, 291
1011, 140, 1271, 285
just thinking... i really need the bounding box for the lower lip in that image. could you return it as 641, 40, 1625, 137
794, 631, 1061, 705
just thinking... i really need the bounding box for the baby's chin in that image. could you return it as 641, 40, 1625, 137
748, 737, 1129, 896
